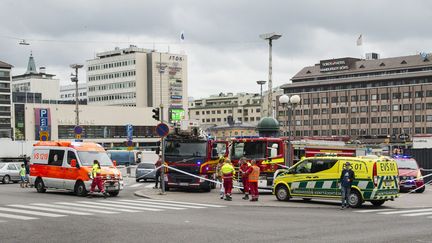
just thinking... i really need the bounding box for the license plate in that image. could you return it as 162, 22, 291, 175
385, 181, 393, 187
105, 186, 117, 191
179, 182, 189, 186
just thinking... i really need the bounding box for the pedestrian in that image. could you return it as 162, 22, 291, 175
216, 157, 225, 199
221, 159, 235, 201
19, 164, 27, 188
246, 159, 260, 201
88, 160, 107, 198
340, 162, 355, 209
154, 155, 162, 189
239, 157, 251, 200
23, 156, 30, 188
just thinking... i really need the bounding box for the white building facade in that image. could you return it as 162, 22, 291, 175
0, 60, 13, 138
60, 83, 87, 102
86, 46, 188, 123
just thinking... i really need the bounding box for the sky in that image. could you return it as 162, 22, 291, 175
1, 0, 432, 99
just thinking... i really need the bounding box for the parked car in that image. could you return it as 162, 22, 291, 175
394, 155, 425, 193
135, 162, 157, 182
0, 162, 23, 184
107, 151, 137, 166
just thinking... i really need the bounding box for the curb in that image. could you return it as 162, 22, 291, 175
133, 190, 152, 199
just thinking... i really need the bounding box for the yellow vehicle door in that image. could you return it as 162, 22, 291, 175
309, 158, 339, 197
289, 159, 314, 196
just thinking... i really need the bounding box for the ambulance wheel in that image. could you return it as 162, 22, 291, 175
348, 190, 363, 208
275, 185, 290, 201
35, 178, 46, 193
2, 175, 10, 184
74, 181, 88, 197
416, 186, 425, 193
371, 200, 385, 207
109, 191, 120, 197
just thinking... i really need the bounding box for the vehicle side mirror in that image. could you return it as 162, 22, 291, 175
71, 159, 79, 168
113, 160, 117, 167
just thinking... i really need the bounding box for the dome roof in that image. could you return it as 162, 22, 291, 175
256, 117, 279, 132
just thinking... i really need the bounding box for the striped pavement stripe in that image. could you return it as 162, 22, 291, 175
0, 212, 38, 220
55, 202, 140, 213
401, 211, 432, 217
378, 208, 432, 215
129, 184, 142, 188
137, 199, 226, 208
97, 200, 186, 210
76, 201, 162, 212
0, 207, 65, 217
8, 204, 92, 216
31, 203, 119, 214
354, 209, 396, 213
118, 199, 205, 209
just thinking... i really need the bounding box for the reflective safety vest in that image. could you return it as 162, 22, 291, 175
248, 165, 260, 182
221, 163, 235, 179
92, 164, 101, 177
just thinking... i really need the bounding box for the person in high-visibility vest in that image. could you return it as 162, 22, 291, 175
216, 157, 225, 199
221, 159, 235, 201
19, 164, 27, 188
246, 159, 260, 201
239, 157, 251, 200
88, 160, 107, 198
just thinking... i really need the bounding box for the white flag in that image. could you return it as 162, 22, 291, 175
356, 34, 362, 46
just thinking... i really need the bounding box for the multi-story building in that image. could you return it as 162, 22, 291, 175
279, 53, 432, 142
12, 54, 60, 101
189, 92, 261, 129
86, 46, 188, 123
60, 83, 87, 102
0, 60, 13, 138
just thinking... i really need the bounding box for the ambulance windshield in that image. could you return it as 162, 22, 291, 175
77, 151, 113, 166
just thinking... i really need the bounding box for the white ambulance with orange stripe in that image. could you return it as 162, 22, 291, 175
29, 141, 123, 196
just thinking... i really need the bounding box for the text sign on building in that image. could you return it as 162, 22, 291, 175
319, 58, 356, 72
40, 109, 48, 131
126, 124, 133, 141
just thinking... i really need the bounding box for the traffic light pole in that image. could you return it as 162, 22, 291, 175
159, 52, 166, 195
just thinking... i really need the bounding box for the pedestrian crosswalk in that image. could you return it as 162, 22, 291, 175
354, 207, 432, 219
0, 199, 225, 223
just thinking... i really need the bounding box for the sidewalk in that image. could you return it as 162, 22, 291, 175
134, 187, 431, 209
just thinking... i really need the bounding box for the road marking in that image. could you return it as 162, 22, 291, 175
401, 211, 432, 217
137, 199, 226, 208
378, 208, 432, 215
8, 204, 92, 216
56, 202, 139, 213
0, 207, 65, 217
98, 200, 186, 210
354, 209, 396, 213
145, 184, 155, 188
129, 184, 142, 188
76, 201, 162, 212
0, 212, 37, 220
31, 203, 119, 214
119, 199, 204, 209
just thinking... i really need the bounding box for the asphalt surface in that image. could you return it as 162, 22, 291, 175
1, 179, 431, 243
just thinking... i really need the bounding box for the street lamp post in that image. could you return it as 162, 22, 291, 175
70, 64, 83, 139
260, 32, 282, 117
279, 94, 301, 166
256, 80, 266, 117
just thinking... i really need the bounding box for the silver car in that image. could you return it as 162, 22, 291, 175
0, 162, 22, 184
135, 162, 156, 182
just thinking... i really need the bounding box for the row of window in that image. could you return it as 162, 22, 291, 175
88, 92, 136, 102
60, 92, 87, 99
298, 127, 432, 137
88, 70, 136, 82
289, 77, 432, 93
302, 91, 432, 105
201, 116, 261, 123
88, 59, 136, 71
88, 81, 136, 92
195, 108, 260, 115
0, 71, 10, 78
12, 83, 31, 92
292, 115, 432, 126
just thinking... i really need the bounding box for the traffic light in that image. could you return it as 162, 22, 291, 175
152, 108, 160, 121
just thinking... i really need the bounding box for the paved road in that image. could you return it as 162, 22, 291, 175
0, 181, 431, 243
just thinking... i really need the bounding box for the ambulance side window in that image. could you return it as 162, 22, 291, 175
67, 151, 77, 166
48, 150, 65, 166
311, 159, 338, 173
295, 160, 313, 174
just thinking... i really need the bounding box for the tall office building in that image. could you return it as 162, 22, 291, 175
0, 60, 13, 138
279, 53, 432, 143
86, 46, 188, 122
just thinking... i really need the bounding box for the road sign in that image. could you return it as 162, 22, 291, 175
39, 131, 49, 141
126, 124, 133, 140
156, 123, 170, 137
126, 140, 133, 147
75, 134, 81, 139
74, 126, 83, 135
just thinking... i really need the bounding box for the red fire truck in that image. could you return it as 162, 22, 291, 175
164, 126, 228, 192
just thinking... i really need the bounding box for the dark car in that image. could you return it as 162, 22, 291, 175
394, 156, 425, 193
135, 162, 156, 182
107, 151, 137, 166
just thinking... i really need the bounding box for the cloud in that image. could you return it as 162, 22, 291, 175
1, 0, 432, 98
